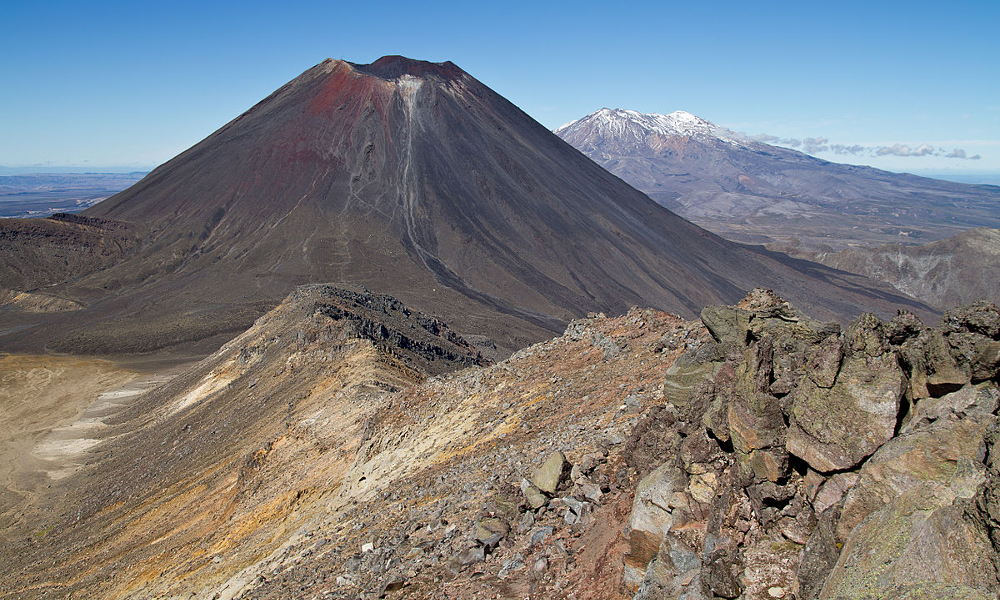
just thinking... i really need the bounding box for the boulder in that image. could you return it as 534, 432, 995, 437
786, 314, 905, 472
456, 545, 485, 566
633, 536, 707, 600
803, 334, 842, 389
820, 494, 999, 599
520, 478, 548, 509
836, 414, 994, 542
811, 473, 858, 515
726, 338, 789, 483
900, 382, 1000, 435
702, 365, 734, 443
885, 310, 924, 345
532, 451, 567, 494
701, 305, 751, 346
662, 361, 720, 408
474, 517, 508, 543
625, 462, 689, 587
737, 537, 802, 600
925, 330, 972, 395
972, 339, 1000, 381
797, 505, 842, 600
944, 300, 1000, 338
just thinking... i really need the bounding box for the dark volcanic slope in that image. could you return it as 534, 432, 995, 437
2, 57, 932, 355
0, 213, 141, 291
556, 108, 1000, 251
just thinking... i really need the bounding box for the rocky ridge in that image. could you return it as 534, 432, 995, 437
1, 287, 997, 599
785, 227, 1000, 311
622, 290, 1000, 599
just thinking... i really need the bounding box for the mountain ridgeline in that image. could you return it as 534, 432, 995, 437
2, 57, 932, 357
556, 108, 1000, 252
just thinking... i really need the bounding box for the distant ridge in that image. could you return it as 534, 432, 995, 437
556, 108, 1000, 251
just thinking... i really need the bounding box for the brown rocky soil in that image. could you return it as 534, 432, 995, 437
1, 286, 996, 600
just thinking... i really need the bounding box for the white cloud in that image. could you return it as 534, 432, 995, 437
752, 133, 983, 160
876, 143, 935, 157
945, 148, 981, 160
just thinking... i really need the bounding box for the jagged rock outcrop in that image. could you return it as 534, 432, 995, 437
786, 314, 906, 472
623, 289, 1000, 600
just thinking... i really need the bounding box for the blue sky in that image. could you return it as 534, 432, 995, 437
2, 0, 998, 179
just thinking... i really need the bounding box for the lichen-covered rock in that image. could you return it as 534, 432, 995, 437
662, 360, 720, 408
944, 300, 1000, 338
634, 535, 707, 600
701, 305, 751, 346
811, 473, 858, 515
737, 537, 802, 600
900, 382, 1000, 434
623, 298, 1000, 600
836, 414, 994, 543
820, 493, 1000, 599
973, 426, 1000, 558
804, 334, 842, 389
728, 344, 783, 449
786, 314, 905, 472
971, 338, 1000, 381
725, 338, 789, 483
903, 328, 972, 398
797, 504, 843, 600
474, 517, 509, 543
520, 478, 548, 509
885, 310, 924, 345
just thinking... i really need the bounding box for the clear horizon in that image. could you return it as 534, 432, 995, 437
3, 1, 998, 177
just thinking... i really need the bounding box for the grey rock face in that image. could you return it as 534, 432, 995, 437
622, 292, 1000, 600
820, 414, 999, 599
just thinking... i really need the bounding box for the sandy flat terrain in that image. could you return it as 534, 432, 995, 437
0, 354, 185, 527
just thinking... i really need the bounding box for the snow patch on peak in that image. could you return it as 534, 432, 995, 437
555, 108, 750, 147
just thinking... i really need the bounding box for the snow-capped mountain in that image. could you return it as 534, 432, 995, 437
555, 108, 751, 154
555, 108, 1000, 252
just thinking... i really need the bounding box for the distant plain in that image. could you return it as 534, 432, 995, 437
0, 172, 146, 218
